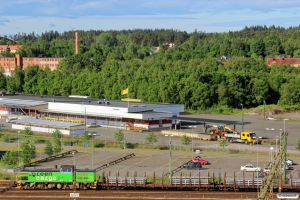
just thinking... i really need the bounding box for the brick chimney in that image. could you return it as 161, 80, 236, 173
286, 54, 291, 58
75, 32, 79, 54
15, 54, 22, 68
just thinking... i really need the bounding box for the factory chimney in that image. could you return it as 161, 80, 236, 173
75, 32, 79, 54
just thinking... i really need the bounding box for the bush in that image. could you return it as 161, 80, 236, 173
126, 142, 135, 149
0, 172, 16, 180
159, 146, 169, 150
64, 140, 74, 146
34, 138, 46, 144
210, 105, 235, 114
94, 142, 105, 148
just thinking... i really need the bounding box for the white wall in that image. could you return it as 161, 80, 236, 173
153, 105, 184, 116
11, 124, 84, 135
48, 102, 127, 117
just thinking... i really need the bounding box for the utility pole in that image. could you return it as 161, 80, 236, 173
241, 103, 244, 132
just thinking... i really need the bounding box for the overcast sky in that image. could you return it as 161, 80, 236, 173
1, 0, 300, 36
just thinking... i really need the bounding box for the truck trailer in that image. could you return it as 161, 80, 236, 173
224, 132, 261, 145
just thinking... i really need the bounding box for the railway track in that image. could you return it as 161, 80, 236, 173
0, 180, 15, 193
1, 189, 279, 199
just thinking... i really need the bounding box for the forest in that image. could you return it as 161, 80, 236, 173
1, 25, 300, 111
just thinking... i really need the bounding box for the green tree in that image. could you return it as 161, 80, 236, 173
145, 131, 158, 146
20, 140, 36, 164
51, 129, 62, 154
219, 138, 228, 148
23, 127, 34, 143
114, 129, 124, 148
81, 131, 92, 143
181, 135, 192, 151
44, 140, 54, 157
0, 151, 18, 166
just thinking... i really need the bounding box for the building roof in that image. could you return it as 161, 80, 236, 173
1, 94, 181, 109
166, 116, 251, 126
267, 57, 300, 66
0, 97, 46, 107
13, 118, 82, 128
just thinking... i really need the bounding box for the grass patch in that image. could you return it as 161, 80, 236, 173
0, 172, 16, 181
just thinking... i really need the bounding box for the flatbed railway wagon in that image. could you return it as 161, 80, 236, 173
17, 165, 97, 190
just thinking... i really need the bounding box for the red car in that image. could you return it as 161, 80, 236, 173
192, 157, 209, 165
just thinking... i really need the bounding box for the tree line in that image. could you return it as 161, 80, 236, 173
1, 26, 300, 110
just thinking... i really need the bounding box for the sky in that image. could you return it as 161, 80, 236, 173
1, 0, 300, 37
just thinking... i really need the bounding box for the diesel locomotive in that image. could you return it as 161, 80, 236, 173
17, 165, 97, 190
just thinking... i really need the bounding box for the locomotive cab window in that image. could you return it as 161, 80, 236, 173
60, 167, 73, 173
20, 176, 28, 180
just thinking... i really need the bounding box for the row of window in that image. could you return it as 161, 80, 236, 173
0, 63, 15, 66
0, 58, 14, 61
24, 58, 63, 61
38, 64, 58, 67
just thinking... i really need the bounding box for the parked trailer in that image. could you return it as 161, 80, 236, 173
198, 133, 218, 141
161, 131, 218, 141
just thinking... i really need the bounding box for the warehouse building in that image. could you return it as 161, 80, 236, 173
0, 94, 184, 134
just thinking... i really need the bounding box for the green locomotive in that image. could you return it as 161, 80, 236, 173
17, 165, 97, 190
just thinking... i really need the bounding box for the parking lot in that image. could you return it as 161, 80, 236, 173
1, 113, 300, 179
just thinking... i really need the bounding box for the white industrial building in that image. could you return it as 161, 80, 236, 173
0, 94, 184, 134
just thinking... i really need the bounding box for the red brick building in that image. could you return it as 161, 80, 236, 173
267, 55, 300, 67
0, 45, 22, 53
0, 54, 64, 73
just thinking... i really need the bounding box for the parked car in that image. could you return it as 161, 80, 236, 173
263, 166, 271, 172
286, 159, 293, 166
240, 164, 262, 172
6, 117, 17, 123
86, 122, 98, 128
183, 162, 202, 170
255, 172, 269, 178
192, 157, 209, 165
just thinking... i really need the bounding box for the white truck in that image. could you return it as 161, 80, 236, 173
240, 164, 261, 172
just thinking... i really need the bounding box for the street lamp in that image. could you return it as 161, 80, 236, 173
60, 122, 64, 152
88, 132, 97, 169
17, 131, 20, 167
123, 133, 126, 157
270, 147, 274, 163
279, 129, 282, 145
189, 126, 197, 159
241, 104, 244, 132
276, 136, 278, 155
72, 152, 76, 167
165, 134, 173, 178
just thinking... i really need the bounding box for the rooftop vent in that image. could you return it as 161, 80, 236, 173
140, 105, 146, 107
105, 101, 110, 105
131, 105, 138, 107
97, 100, 102, 104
